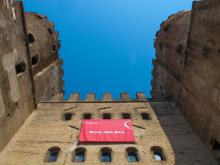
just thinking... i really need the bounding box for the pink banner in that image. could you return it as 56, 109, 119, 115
79, 119, 135, 143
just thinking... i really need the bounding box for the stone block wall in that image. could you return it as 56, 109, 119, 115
151, 11, 191, 100
0, 1, 35, 152
178, 0, 220, 160
25, 12, 64, 102
151, 0, 220, 162
0, 1, 63, 152
0, 93, 217, 165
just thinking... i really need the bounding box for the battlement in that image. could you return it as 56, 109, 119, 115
66, 92, 148, 102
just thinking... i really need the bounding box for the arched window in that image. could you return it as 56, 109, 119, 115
122, 113, 131, 119
31, 55, 39, 66
151, 146, 166, 161
63, 113, 73, 121
83, 113, 92, 119
141, 112, 151, 121
100, 147, 112, 162
103, 113, 111, 119
126, 147, 139, 162
73, 147, 86, 162
15, 62, 26, 75
45, 147, 61, 162
27, 33, 35, 43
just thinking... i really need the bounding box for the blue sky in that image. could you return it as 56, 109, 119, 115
24, 0, 192, 100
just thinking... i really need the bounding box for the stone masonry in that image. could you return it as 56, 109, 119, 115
0, 1, 35, 152
0, 93, 217, 165
151, 0, 220, 162
0, 1, 63, 152
0, 0, 219, 164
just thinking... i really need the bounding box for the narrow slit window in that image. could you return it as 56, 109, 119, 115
83, 113, 92, 119
15, 62, 26, 75
31, 55, 39, 66
63, 113, 73, 121
141, 112, 151, 121
122, 113, 131, 119
52, 44, 56, 51
27, 33, 35, 43
103, 113, 111, 119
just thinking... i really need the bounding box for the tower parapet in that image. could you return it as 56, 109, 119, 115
86, 93, 96, 101
68, 93, 80, 101
65, 92, 148, 102
136, 92, 147, 101
102, 93, 112, 101
120, 92, 130, 101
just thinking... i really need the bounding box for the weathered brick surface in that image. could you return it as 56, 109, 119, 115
25, 12, 63, 102
0, 0, 219, 164
0, 1, 63, 152
151, 11, 191, 100
151, 0, 220, 162
0, 1, 35, 151
0, 95, 217, 164
178, 0, 220, 161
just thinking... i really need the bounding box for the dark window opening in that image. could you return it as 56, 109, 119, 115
73, 147, 86, 162
27, 33, 35, 43
213, 140, 220, 150
31, 55, 39, 66
177, 44, 184, 54
15, 62, 26, 75
48, 28, 53, 35
46, 147, 60, 162
122, 113, 131, 119
151, 146, 166, 161
101, 148, 112, 162
141, 113, 151, 121
83, 113, 92, 119
103, 113, 111, 119
126, 147, 139, 162
52, 44, 56, 51
63, 113, 73, 121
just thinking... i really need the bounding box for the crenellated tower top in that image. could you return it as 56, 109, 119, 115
66, 92, 147, 102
